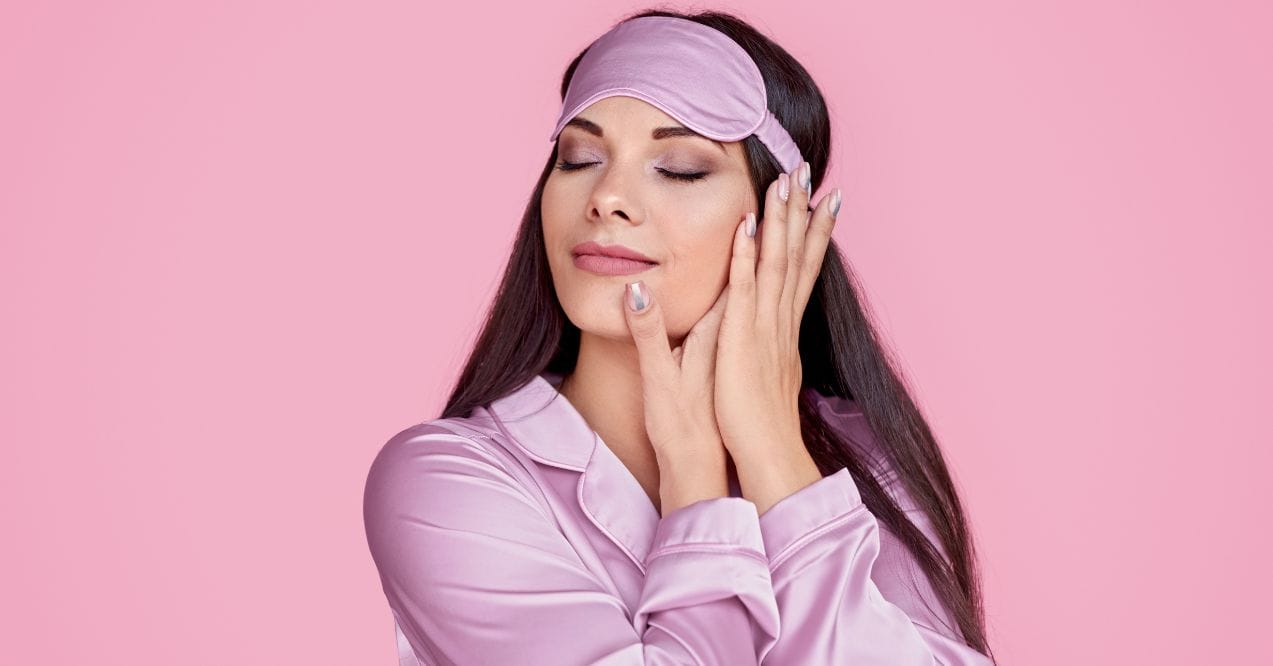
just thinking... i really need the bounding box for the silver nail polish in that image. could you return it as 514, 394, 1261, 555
627, 281, 646, 311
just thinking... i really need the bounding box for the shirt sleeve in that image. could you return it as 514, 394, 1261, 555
755, 463, 995, 666
363, 425, 781, 665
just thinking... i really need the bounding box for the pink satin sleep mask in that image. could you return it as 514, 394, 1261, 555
548, 16, 806, 174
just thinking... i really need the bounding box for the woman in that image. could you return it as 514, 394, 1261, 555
364, 9, 996, 665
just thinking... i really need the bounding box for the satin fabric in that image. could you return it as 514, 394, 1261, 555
363, 371, 994, 665
547, 16, 806, 175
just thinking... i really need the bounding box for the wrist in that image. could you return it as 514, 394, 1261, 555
732, 440, 823, 515
653, 434, 727, 468
655, 446, 729, 516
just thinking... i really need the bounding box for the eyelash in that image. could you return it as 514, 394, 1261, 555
554, 160, 708, 183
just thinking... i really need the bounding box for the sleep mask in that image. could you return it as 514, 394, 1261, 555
548, 16, 806, 174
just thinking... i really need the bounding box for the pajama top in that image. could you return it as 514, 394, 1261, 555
363, 370, 994, 665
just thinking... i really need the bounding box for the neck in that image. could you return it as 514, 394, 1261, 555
558, 331, 653, 465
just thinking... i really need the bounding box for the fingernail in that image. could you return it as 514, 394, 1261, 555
830, 188, 842, 218
626, 281, 648, 312
799, 162, 811, 195
745, 211, 756, 238
778, 173, 789, 202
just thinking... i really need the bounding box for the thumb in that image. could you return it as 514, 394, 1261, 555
623, 280, 677, 391
681, 286, 728, 379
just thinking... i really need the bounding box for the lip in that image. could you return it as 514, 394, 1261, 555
571, 240, 657, 263
571, 240, 659, 276
572, 254, 658, 276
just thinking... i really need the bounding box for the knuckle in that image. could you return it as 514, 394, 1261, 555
787, 247, 803, 268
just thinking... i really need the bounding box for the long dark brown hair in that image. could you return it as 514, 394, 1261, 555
438, 8, 993, 660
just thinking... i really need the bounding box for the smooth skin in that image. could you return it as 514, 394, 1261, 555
542, 96, 841, 517
624, 160, 842, 517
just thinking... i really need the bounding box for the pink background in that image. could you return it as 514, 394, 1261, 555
3, 1, 1269, 663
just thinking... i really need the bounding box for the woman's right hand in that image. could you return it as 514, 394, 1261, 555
622, 278, 731, 516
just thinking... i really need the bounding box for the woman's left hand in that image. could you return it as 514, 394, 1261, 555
714, 162, 841, 463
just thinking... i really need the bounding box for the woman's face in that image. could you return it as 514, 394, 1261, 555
542, 95, 757, 342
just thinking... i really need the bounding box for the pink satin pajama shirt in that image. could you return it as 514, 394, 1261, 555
363, 370, 992, 665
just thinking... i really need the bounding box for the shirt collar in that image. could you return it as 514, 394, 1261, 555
486, 370, 594, 471
486, 370, 662, 570
485, 370, 849, 473
482, 369, 853, 572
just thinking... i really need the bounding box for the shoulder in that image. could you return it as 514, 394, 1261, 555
369, 415, 503, 465
806, 391, 891, 477
807, 390, 923, 519
362, 414, 526, 515
366, 419, 489, 478
808, 391, 964, 628
810, 390, 956, 553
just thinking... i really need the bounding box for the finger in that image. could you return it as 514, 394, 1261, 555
756, 170, 793, 324
783, 161, 813, 319
725, 212, 757, 329
794, 187, 842, 317
681, 283, 729, 380
622, 280, 677, 391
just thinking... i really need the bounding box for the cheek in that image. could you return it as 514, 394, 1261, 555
656, 226, 738, 331
540, 180, 568, 242
540, 179, 580, 272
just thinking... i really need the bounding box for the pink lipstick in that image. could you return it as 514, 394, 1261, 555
571, 240, 658, 276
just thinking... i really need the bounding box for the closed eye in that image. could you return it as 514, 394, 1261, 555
554, 161, 708, 183
658, 168, 708, 182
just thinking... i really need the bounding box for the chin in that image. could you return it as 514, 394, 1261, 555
565, 299, 694, 347
561, 294, 635, 340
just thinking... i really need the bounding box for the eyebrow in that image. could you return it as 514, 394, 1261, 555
564, 116, 727, 154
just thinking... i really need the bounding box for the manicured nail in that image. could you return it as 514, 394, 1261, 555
830, 188, 842, 217
745, 211, 756, 237
799, 162, 811, 195
626, 281, 648, 312
778, 173, 789, 202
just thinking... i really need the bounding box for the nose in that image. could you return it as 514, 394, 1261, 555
586, 161, 642, 226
